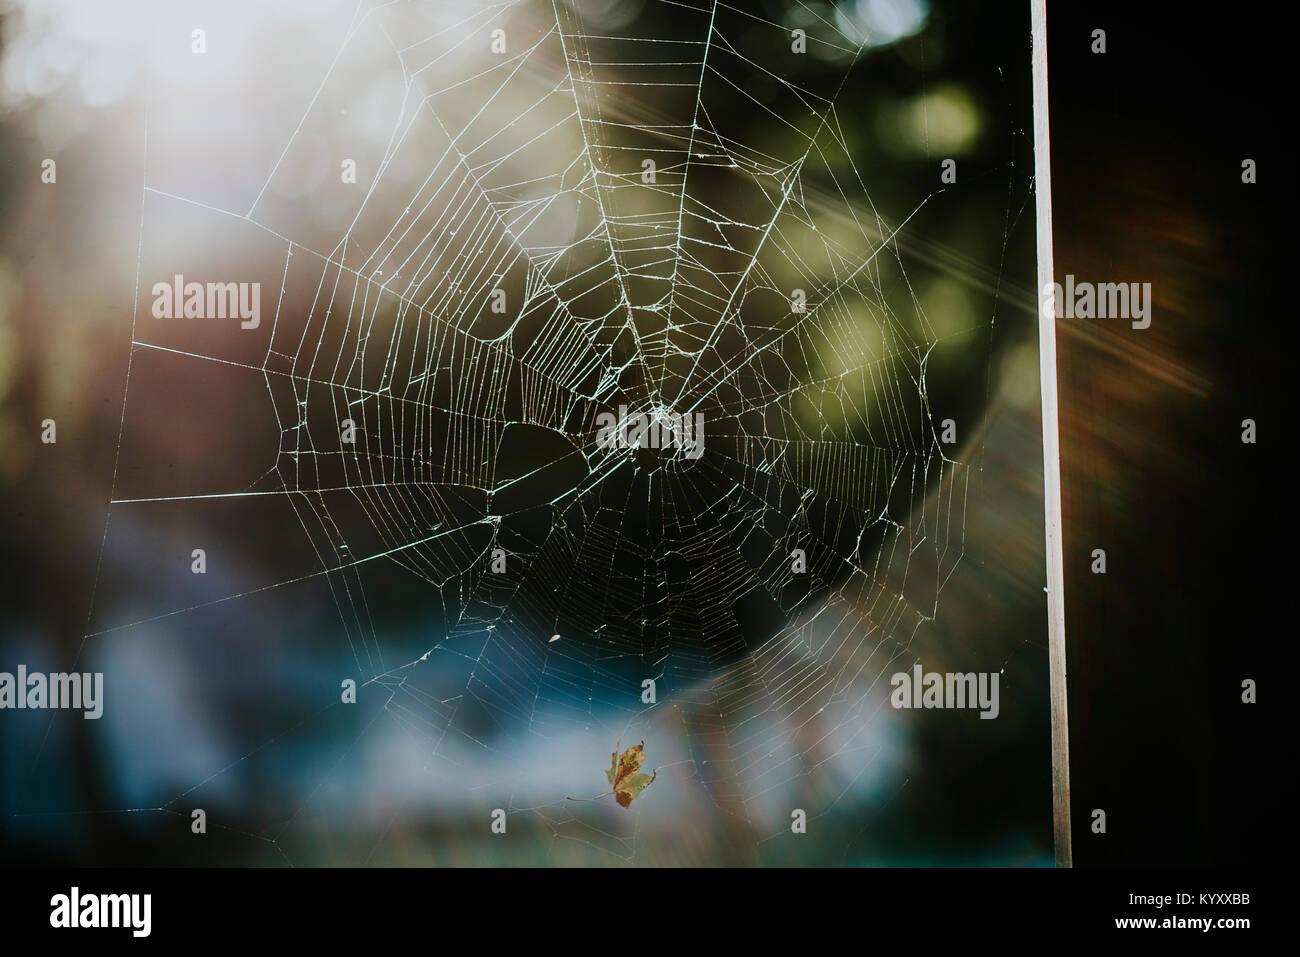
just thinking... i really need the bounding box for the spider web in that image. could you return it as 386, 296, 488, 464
85, 0, 1037, 864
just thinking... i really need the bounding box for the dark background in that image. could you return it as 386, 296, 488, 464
1049, 2, 1293, 866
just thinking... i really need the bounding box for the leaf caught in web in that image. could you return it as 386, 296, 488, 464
607, 741, 657, 807
567, 740, 657, 807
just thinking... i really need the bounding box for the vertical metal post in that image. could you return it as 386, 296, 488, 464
1031, 0, 1073, 868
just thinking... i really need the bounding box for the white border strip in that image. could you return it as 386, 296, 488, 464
1031, 0, 1073, 868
